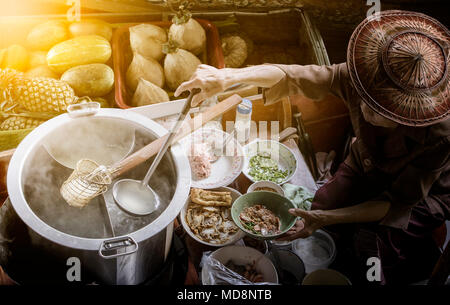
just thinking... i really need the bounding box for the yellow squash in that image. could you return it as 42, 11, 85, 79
26, 65, 59, 79
0, 49, 6, 66
47, 35, 112, 74
28, 51, 48, 69
1, 45, 29, 71
69, 20, 113, 41
26, 20, 69, 51
61, 63, 114, 97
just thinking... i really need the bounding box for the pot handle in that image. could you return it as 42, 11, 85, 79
67, 101, 100, 118
98, 236, 138, 259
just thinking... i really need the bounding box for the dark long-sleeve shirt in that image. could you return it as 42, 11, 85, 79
262, 63, 450, 229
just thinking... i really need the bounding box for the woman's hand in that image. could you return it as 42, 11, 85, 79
174, 64, 228, 107
277, 208, 326, 241
175, 64, 286, 107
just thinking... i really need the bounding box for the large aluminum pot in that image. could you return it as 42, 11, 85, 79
5, 105, 191, 284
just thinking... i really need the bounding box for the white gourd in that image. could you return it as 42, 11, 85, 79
168, 7, 205, 56
164, 48, 201, 91
126, 53, 165, 91
221, 35, 248, 68
129, 24, 167, 61
131, 78, 169, 106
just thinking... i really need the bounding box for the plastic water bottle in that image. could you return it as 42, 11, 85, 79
235, 98, 252, 144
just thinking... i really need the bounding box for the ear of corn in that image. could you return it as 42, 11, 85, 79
0, 116, 45, 130
0, 68, 22, 113
1, 68, 76, 113
12, 75, 77, 112
0, 67, 78, 149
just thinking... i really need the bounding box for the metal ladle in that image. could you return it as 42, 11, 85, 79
112, 89, 199, 216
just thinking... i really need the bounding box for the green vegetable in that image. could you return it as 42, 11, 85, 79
248, 154, 288, 184
243, 221, 258, 234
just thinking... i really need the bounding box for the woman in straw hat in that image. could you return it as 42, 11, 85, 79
176, 10, 449, 284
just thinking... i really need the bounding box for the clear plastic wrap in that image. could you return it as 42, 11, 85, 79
200, 251, 278, 285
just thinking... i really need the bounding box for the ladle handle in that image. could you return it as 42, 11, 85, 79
111, 93, 243, 178
141, 89, 199, 185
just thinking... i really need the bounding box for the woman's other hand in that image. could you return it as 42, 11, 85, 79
277, 208, 326, 241
175, 64, 285, 107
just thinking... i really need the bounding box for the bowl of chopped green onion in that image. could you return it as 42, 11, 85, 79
243, 140, 297, 185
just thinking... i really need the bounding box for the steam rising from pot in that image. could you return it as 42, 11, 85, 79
21, 122, 176, 238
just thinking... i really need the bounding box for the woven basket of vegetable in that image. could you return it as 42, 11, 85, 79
0, 128, 34, 151
112, 17, 224, 109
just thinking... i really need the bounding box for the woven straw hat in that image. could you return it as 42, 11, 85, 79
347, 10, 450, 126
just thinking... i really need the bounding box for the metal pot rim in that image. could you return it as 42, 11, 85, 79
7, 108, 191, 251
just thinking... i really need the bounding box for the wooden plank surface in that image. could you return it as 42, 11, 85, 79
42, 0, 163, 14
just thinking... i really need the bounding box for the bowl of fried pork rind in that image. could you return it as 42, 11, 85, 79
180, 187, 245, 247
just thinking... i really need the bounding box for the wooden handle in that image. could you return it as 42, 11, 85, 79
278, 127, 297, 142
112, 94, 243, 177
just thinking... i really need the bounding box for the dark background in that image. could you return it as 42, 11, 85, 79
0, 0, 448, 64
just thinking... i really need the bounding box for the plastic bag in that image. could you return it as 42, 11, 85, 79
282, 183, 314, 211
200, 251, 278, 285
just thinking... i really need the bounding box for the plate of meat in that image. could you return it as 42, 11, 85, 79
180, 187, 245, 247
179, 128, 244, 189
231, 191, 297, 240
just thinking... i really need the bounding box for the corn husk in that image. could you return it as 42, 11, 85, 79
0, 111, 58, 150
131, 78, 169, 107
126, 53, 164, 91
0, 128, 34, 151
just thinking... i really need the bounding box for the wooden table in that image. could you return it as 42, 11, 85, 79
179, 136, 316, 285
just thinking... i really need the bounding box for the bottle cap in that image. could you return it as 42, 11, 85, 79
237, 99, 252, 115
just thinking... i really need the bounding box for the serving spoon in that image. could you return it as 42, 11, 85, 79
112, 89, 200, 216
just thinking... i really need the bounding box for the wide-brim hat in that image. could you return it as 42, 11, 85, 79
347, 10, 450, 126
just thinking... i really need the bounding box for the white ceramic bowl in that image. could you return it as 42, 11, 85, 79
243, 140, 297, 185
201, 245, 279, 285
292, 229, 336, 274
247, 181, 285, 196
180, 186, 245, 247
